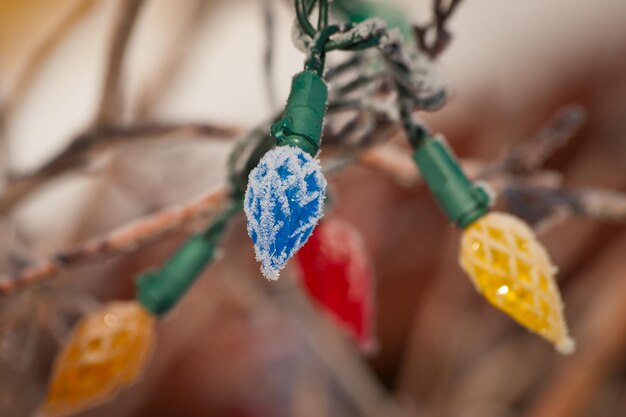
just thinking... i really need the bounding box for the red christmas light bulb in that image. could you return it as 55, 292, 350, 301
295, 218, 376, 352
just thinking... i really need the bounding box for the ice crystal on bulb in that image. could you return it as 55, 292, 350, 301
244, 146, 326, 280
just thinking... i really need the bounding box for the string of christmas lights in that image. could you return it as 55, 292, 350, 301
41, 1, 577, 415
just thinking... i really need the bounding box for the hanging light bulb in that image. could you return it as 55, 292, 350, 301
41, 301, 155, 417
295, 218, 376, 351
411, 135, 574, 353
246, 145, 326, 280
245, 71, 328, 280
459, 212, 574, 353
42, 211, 236, 416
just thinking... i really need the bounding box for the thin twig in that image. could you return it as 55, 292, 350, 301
414, 0, 465, 58
481, 104, 586, 178
93, 0, 146, 127
503, 185, 626, 230
358, 141, 483, 187
0, 187, 230, 295
0, 122, 239, 215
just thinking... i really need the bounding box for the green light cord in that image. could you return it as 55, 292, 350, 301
136, 200, 241, 317
317, 0, 328, 30
294, 0, 391, 55
304, 25, 340, 75
296, 0, 316, 38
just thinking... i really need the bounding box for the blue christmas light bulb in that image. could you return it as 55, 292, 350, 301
244, 145, 326, 280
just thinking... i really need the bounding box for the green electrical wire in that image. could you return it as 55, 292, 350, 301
135, 200, 240, 316
296, 0, 316, 38
317, 0, 328, 30
304, 25, 340, 75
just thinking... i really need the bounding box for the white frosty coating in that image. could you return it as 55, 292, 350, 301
327, 17, 388, 47
375, 23, 448, 110
244, 146, 326, 280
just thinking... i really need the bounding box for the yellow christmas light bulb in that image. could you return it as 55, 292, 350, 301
459, 212, 575, 354
41, 301, 155, 417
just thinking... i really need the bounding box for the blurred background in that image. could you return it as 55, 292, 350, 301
1, 0, 626, 416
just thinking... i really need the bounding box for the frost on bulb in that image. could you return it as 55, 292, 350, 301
459, 212, 575, 354
244, 146, 326, 280
42, 301, 155, 417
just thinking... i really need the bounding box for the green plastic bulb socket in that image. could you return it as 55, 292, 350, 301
271, 71, 328, 157
136, 234, 218, 316
412, 136, 492, 228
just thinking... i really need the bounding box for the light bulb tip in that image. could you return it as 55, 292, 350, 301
556, 337, 576, 355
262, 265, 281, 281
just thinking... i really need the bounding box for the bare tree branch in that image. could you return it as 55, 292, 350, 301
414, 0, 465, 58
481, 104, 586, 178
0, 187, 229, 295
504, 185, 626, 230
93, 0, 146, 127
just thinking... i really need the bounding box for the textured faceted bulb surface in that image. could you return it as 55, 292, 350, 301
245, 145, 326, 280
42, 301, 155, 416
459, 212, 574, 354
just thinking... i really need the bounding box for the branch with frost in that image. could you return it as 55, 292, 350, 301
0, 187, 229, 295
504, 186, 626, 231
0, 106, 413, 294
358, 140, 483, 187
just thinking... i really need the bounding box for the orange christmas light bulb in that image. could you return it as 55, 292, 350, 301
41, 301, 155, 417
459, 212, 574, 354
